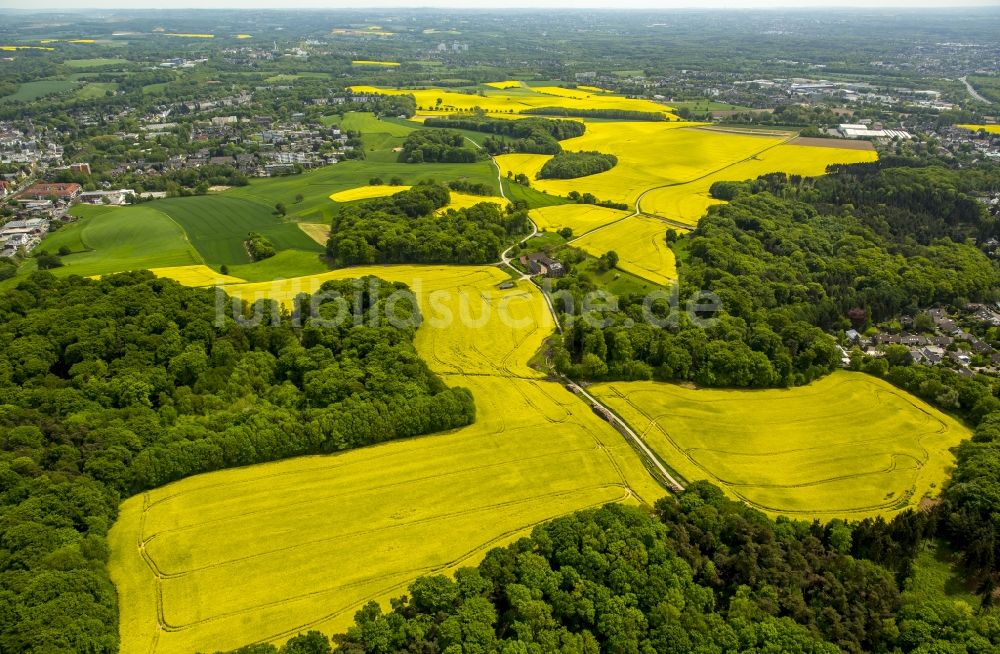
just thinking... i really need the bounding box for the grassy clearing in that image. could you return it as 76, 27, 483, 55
573, 215, 683, 286
111, 265, 666, 653
37, 205, 202, 277
153, 196, 323, 266
75, 82, 117, 99
502, 179, 568, 209
572, 257, 662, 296
0, 79, 78, 103
904, 540, 983, 609
591, 371, 970, 520
530, 204, 629, 236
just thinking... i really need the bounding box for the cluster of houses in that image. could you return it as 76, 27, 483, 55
0, 123, 63, 167
936, 124, 1000, 162
845, 306, 1000, 376
0, 217, 48, 258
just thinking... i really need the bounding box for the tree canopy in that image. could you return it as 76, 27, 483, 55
0, 272, 474, 652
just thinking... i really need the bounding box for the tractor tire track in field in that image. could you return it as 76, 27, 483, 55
251, 487, 630, 646
141, 443, 604, 545
143, 481, 621, 581
567, 128, 797, 243
149, 485, 631, 632
597, 378, 960, 516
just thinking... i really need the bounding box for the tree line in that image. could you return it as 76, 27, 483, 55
326, 182, 531, 266
423, 114, 586, 155
538, 151, 619, 179
398, 129, 485, 164
0, 271, 475, 652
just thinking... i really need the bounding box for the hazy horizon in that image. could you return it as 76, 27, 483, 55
3, 0, 999, 10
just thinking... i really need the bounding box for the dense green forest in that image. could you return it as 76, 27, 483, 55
221, 482, 1000, 654
423, 115, 586, 155
326, 183, 531, 266
538, 151, 619, 180
553, 165, 999, 388
0, 272, 475, 652
398, 129, 485, 164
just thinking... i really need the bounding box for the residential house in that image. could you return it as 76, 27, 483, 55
522, 253, 566, 278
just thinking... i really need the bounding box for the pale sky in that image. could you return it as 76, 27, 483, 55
2, 0, 999, 8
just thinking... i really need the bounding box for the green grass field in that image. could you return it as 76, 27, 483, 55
153, 196, 323, 266
228, 158, 500, 224
224, 249, 329, 282
0, 79, 78, 103
501, 178, 568, 209
64, 57, 127, 68
591, 372, 970, 519
37, 205, 202, 277
74, 82, 117, 99
324, 112, 416, 162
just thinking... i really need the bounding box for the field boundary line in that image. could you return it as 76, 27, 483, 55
567, 128, 797, 243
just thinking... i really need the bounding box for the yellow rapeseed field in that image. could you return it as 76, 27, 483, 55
329, 184, 411, 202
497, 123, 776, 207
110, 265, 666, 653
347, 85, 677, 119
484, 80, 525, 89
640, 141, 878, 225
148, 265, 245, 287
957, 124, 1000, 134
297, 223, 330, 245
572, 216, 684, 286
529, 203, 630, 236
591, 372, 969, 520
436, 192, 507, 214
352, 60, 402, 67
